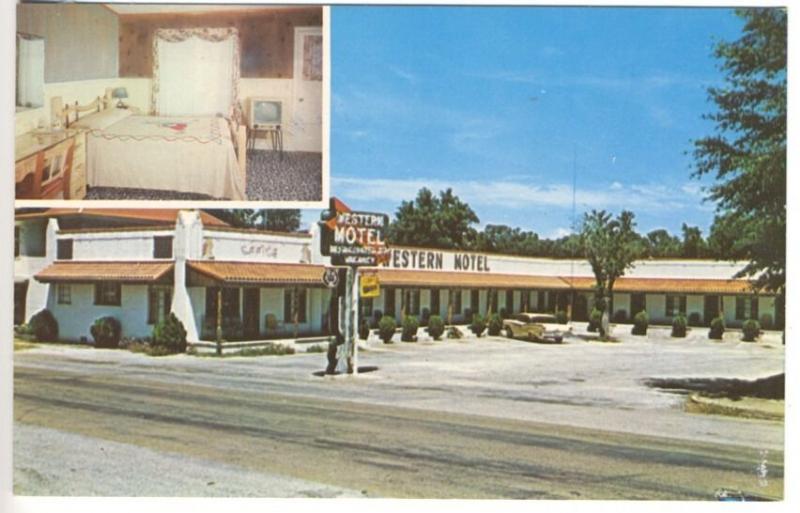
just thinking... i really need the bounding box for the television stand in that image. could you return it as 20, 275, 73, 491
247, 124, 283, 160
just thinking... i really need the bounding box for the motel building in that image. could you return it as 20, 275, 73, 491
14, 209, 782, 346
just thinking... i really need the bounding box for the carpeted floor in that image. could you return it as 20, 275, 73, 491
84, 150, 322, 201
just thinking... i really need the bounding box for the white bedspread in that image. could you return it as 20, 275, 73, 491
82, 113, 244, 200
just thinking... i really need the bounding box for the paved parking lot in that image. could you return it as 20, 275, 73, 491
15, 323, 785, 451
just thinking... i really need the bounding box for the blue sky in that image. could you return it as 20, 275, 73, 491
319, 6, 746, 239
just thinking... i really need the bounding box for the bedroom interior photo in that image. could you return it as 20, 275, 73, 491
14, 2, 324, 202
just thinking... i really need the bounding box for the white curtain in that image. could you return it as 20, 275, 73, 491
155, 34, 235, 117
17, 35, 45, 109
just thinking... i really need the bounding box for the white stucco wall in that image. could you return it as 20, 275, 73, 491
64, 230, 175, 261
202, 230, 312, 263
49, 283, 152, 342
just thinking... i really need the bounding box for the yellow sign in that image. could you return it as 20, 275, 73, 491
360, 274, 380, 298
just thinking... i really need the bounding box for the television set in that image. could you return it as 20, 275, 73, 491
249, 98, 283, 129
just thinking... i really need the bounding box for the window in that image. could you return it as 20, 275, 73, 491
665, 295, 687, 317
451, 290, 462, 315
505, 290, 514, 314
57, 239, 73, 260
429, 289, 440, 316
384, 287, 396, 318
153, 236, 173, 259
735, 296, 758, 321
205, 287, 240, 325
94, 282, 121, 306
56, 284, 71, 305
403, 289, 420, 316
630, 293, 646, 316
537, 291, 546, 311
284, 288, 307, 323
148, 286, 172, 325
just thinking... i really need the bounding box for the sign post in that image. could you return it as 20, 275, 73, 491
319, 198, 388, 375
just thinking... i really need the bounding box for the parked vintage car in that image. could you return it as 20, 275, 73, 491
503, 312, 571, 343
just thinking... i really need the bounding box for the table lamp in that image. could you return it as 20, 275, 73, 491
112, 87, 129, 109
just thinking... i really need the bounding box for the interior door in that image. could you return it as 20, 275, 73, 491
291, 27, 323, 152
243, 288, 261, 339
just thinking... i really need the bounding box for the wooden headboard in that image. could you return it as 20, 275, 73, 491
54, 88, 114, 128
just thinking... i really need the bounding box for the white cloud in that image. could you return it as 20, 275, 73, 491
610, 181, 623, 190
389, 66, 419, 84
548, 227, 573, 239
332, 176, 698, 214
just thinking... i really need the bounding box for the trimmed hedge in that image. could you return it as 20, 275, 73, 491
631, 311, 649, 336
588, 308, 602, 332
378, 316, 396, 344
427, 315, 445, 340
470, 313, 486, 337
742, 319, 761, 342
29, 309, 58, 342
91, 316, 122, 348
709, 316, 725, 340
671, 314, 687, 338
487, 313, 503, 336
152, 313, 187, 354
401, 315, 419, 342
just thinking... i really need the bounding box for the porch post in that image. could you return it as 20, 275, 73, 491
216, 287, 222, 356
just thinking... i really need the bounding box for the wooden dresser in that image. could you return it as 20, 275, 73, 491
15, 128, 86, 200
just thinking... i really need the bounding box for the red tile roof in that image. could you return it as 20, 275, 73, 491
373, 269, 571, 289
15, 208, 229, 227
187, 261, 326, 285
35, 261, 174, 283
561, 276, 756, 294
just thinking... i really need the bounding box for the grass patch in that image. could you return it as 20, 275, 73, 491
305, 343, 327, 353
194, 342, 296, 358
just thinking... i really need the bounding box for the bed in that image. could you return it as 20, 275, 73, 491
58, 90, 247, 200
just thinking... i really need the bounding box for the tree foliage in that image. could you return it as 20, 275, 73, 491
692, 8, 786, 293
204, 209, 301, 232
388, 188, 480, 249
580, 210, 640, 310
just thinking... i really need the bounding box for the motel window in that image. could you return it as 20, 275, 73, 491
665, 295, 687, 317
148, 286, 172, 325
206, 287, 241, 325
360, 298, 374, 319
735, 296, 758, 321
430, 289, 440, 317
57, 239, 73, 260
284, 288, 307, 323
505, 290, 514, 315
56, 284, 71, 305
537, 291, 546, 311
153, 236, 173, 259
94, 282, 121, 306
451, 290, 462, 315
403, 289, 420, 316
384, 287, 396, 318
470, 290, 480, 312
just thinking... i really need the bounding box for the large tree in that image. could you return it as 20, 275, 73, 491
692, 8, 786, 295
580, 210, 640, 338
388, 188, 479, 249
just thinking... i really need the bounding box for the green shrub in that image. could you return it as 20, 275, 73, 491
671, 314, 687, 338
688, 312, 702, 327
631, 311, 649, 336
358, 317, 370, 340
742, 319, 761, 342
29, 309, 58, 342
555, 310, 568, 324
90, 316, 122, 348
447, 326, 464, 339
487, 313, 503, 336
588, 308, 602, 332
759, 313, 773, 331
427, 315, 445, 340
499, 307, 509, 320
305, 343, 327, 353
470, 313, 486, 337
371, 310, 383, 329
709, 316, 725, 340
378, 315, 397, 344
612, 309, 627, 323
152, 313, 188, 354
401, 315, 419, 342
420, 308, 430, 327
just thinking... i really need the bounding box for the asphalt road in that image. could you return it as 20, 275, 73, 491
14, 364, 783, 499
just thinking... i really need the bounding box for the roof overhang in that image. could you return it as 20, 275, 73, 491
187, 261, 326, 287
35, 261, 174, 284
372, 269, 571, 290
563, 277, 760, 295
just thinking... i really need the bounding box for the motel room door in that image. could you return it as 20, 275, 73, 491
292, 27, 323, 152
243, 288, 261, 339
